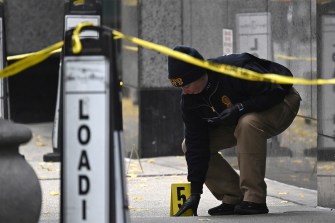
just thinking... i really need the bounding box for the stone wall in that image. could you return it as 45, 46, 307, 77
120, 1, 335, 209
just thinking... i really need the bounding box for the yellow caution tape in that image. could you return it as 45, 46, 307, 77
112, 30, 335, 85
274, 54, 317, 61
7, 21, 94, 61
7, 49, 61, 61
125, 0, 138, 7
72, 21, 95, 54
0, 22, 92, 78
1, 22, 335, 86
0, 41, 64, 78
317, 0, 333, 5
123, 45, 138, 52
73, 0, 85, 6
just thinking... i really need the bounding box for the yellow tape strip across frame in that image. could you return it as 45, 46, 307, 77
112, 29, 335, 85
1, 22, 335, 86
0, 41, 64, 78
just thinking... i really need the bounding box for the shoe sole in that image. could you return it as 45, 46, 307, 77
208, 211, 235, 216
234, 209, 269, 215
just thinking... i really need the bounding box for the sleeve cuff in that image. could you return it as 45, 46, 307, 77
191, 182, 203, 194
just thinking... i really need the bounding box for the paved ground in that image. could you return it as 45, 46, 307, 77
17, 122, 335, 223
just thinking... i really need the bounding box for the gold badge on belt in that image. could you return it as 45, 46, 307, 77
221, 95, 233, 108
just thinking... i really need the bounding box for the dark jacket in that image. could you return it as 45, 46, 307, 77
181, 53, 293, 194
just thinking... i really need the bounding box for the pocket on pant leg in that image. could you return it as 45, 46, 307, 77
256, 95, 299, 137
277, 104, 296, 132
275, 92, 301, 133
284, 89, 301, 116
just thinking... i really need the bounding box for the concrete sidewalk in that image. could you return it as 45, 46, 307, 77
19, 122, 335, 223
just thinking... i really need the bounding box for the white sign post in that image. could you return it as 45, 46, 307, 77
62, 27, 129, 223
0, 17, 4, 117
63, 56, 109, 222
320, 16, 335, 140
0, 2, 10, 119
0, 17, 3, 71
236, 12, 272, 60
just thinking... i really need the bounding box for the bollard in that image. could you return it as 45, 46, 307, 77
0, 119, 42, 223
0, 0, 10, 119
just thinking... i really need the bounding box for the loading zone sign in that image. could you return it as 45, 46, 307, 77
63, 55, 110, 222
236, 12, 272, 60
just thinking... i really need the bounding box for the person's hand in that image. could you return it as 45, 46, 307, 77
206, 103, 244, 126
174, 194, 201, 216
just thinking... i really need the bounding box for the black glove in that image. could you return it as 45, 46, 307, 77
206, 103, 244, 126
174, 194, 201, 216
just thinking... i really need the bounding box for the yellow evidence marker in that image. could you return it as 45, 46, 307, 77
170, 182, 193, 216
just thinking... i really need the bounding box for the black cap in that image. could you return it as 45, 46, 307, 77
168, 46, 206, 87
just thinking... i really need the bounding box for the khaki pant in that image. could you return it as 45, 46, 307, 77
182, 88, 301, 204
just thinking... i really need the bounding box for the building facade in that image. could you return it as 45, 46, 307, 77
2, 0, 335, 208
121, 0, 335, 208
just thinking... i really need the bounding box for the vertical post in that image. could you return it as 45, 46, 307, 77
0, 0, 10, 119
61, 26, 129, 223
317, 2, 335, 208
44, 0, 102, 162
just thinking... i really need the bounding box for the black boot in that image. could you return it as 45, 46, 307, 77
234, 201, 269, 215
208, 203, 236, 215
